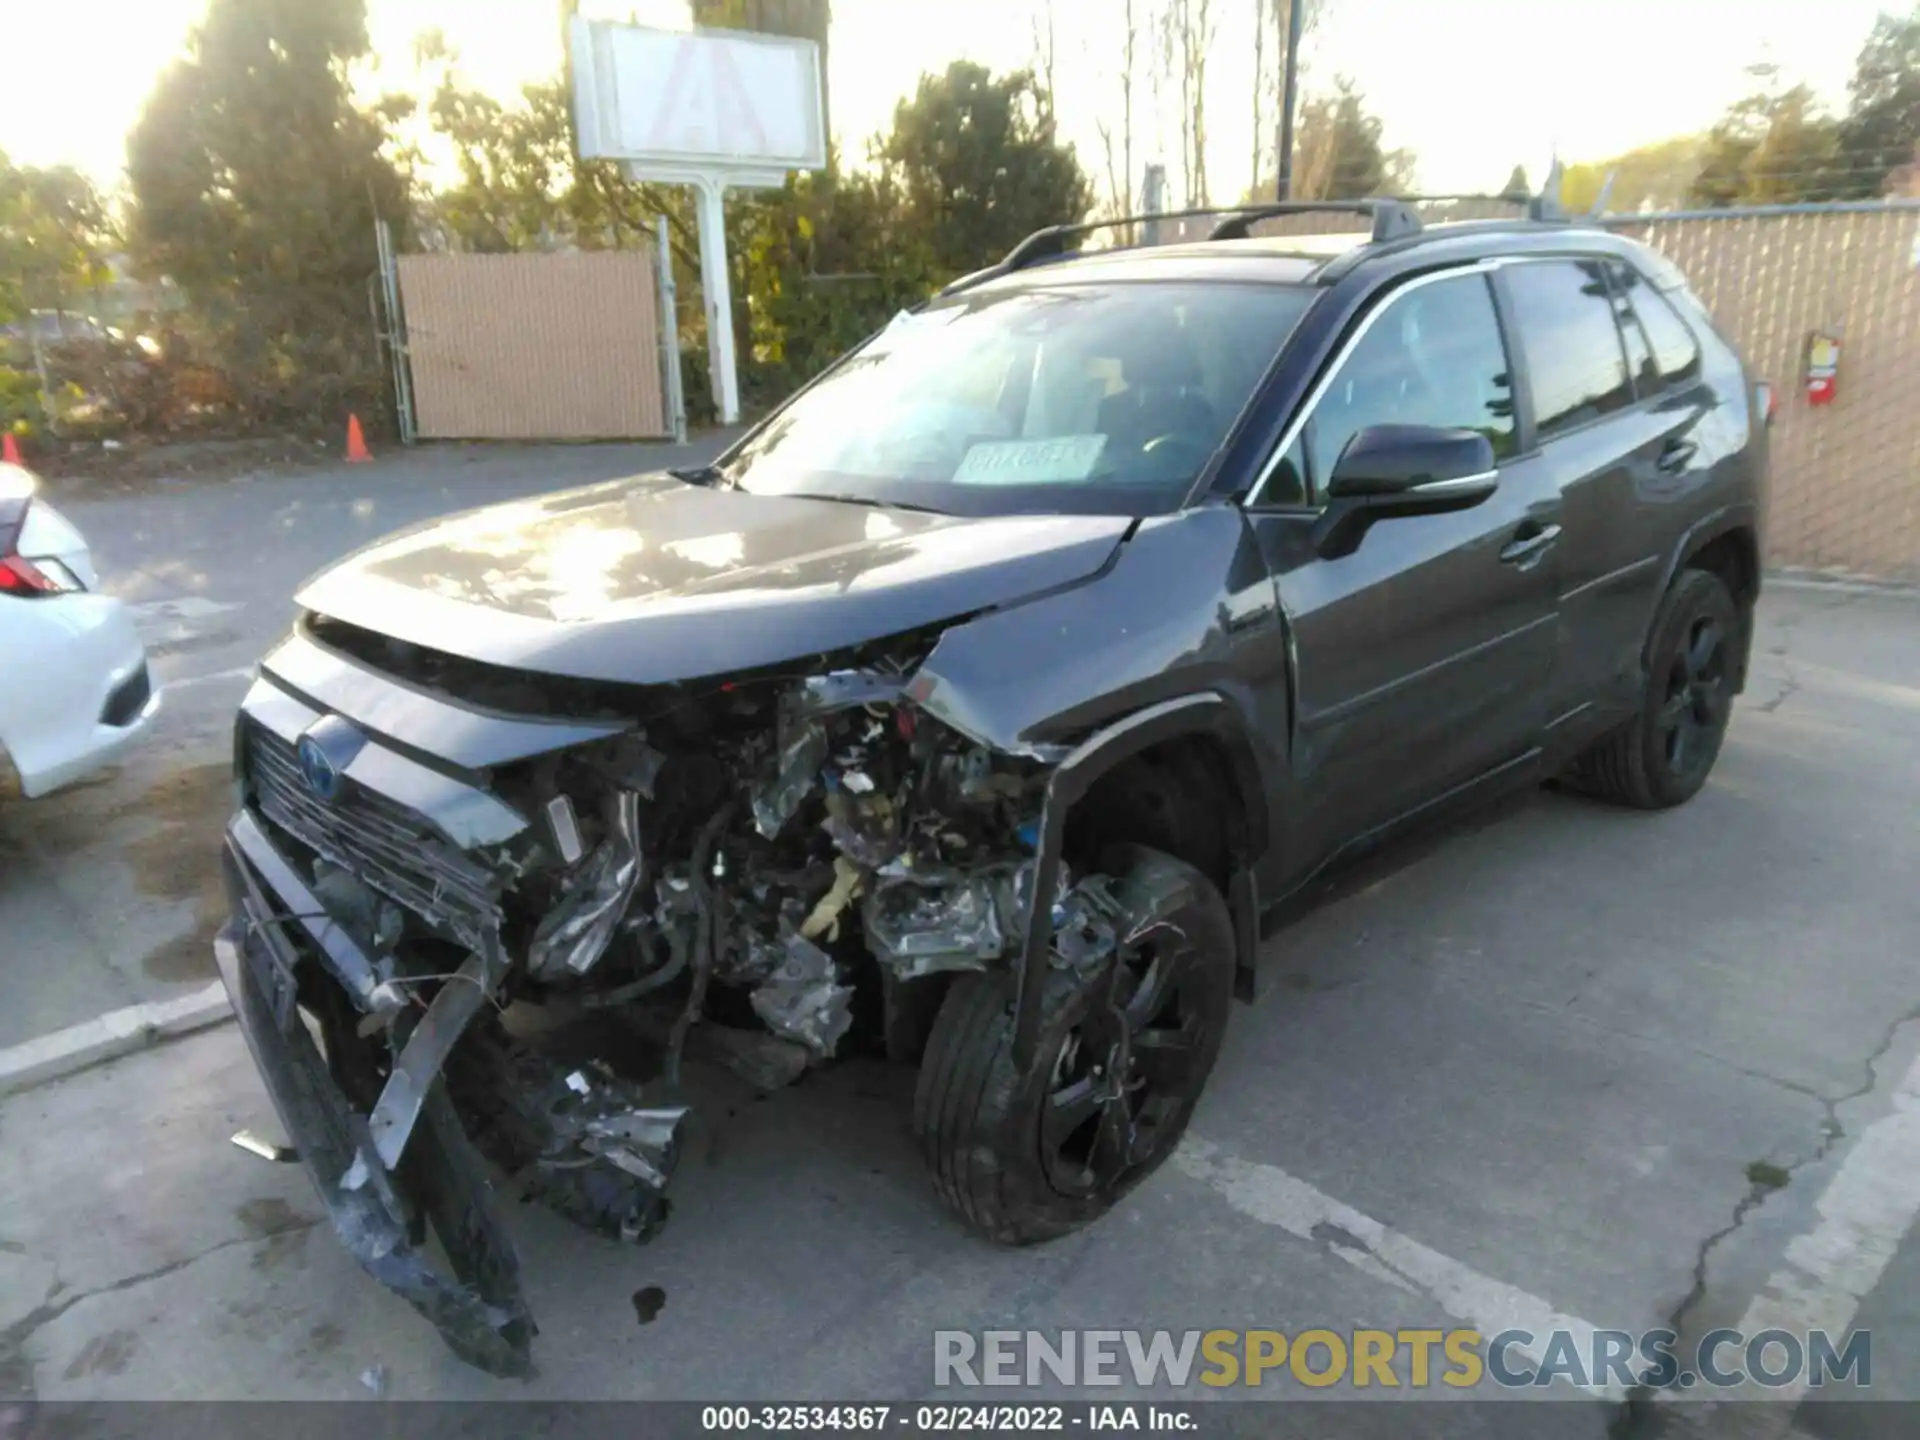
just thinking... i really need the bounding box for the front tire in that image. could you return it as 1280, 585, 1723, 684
913, 845, 1236, 1244
1573, 567, 1740, 809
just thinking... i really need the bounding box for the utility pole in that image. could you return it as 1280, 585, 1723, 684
1274, 0, 1305, 200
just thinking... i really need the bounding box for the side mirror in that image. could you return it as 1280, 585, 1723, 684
1314, 424, 1499, 558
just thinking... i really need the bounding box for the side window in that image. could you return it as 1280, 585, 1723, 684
1612, 264, 1703, 389
1502, 260, 1634, 437
1303, 273, 1517, 495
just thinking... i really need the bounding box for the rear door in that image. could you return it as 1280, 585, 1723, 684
1242, 267, 1561, 863
1493, 257, 1689, 737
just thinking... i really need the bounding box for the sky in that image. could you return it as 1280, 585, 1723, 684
0, 0, 1891, 203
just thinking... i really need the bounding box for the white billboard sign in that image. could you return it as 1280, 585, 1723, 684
569, 18, 826, 426
570, 19, 826, 182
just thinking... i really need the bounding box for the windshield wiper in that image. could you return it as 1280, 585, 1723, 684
667, 464, 724, 486
783, 492, 950, 516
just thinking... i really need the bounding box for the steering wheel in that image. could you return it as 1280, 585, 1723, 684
1140, 433, 1213, 473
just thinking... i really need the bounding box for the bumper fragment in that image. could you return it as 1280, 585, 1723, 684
215, 824, 537, 1378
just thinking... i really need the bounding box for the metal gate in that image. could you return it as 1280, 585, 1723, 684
394, 249, 670, 441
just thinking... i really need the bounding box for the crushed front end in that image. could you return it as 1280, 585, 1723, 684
215, 614, 1112, 1376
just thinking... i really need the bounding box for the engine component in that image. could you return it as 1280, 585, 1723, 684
863, 870, 1007, 979
528, 789, 644, 978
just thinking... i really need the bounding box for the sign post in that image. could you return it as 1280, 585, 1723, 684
571, 19, 827, 426
693, 178, 738, 425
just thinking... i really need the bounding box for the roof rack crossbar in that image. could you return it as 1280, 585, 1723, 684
939, 205, 1307, 296
1206, 199, 1423, 242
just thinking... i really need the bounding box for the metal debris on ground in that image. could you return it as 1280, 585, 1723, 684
750, 934, 855, 1055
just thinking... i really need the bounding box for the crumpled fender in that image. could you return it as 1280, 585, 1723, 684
906, 505, 1284, 822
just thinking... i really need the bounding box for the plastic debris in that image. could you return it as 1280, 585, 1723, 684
799, 856, 864, 943
360, 1364, 388, 1397
750, 935, 854, 1055
230, 1129, 299, 1164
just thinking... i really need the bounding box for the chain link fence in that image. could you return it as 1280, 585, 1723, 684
1601, 204, 1920, 582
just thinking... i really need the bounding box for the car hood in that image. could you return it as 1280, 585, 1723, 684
296, 473, 1132, 685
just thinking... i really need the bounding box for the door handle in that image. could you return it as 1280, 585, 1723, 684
1500, 522, 1562, 566
1656, 438, 1699, 474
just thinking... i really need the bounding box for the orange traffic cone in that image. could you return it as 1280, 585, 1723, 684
344, 414, 372, 463
2, 432, 21, 466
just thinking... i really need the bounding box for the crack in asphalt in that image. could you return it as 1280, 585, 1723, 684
0, 1217, 322, 1404
1608, 999, 1920, 1438
1747, 587, 1860, 717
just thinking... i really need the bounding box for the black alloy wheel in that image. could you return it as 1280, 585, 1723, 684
914, 845, 1236, 1244
1571, 566, 1742, 809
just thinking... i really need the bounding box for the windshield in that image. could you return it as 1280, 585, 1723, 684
718, 280, 1315, 517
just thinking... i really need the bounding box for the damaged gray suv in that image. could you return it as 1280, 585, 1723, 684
215, 198, 1768, 1375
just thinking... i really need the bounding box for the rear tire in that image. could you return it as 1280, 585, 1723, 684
913, 845, 1235, 1244
1573, 567, 1739, 809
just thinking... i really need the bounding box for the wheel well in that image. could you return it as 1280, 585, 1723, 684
1685, 527, 1758, 610
1061, 733, 1248, 895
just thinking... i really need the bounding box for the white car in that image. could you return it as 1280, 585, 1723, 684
0, 462, 158, 798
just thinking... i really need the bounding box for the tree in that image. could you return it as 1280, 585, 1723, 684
1163, 0, 1218, 205
1262, 0, 1323, 197
124, 0, 409, 425
418, 62, 697, 262
1689, 69, 1845, 206
1502, 164, 1531, 200
1096, 0, 1143, 220
1281, 79, 1416, 200
1559, 136, 1705, 214
875, 62, 1094, 280
0, 155, 113, 322
1835, 7, 1920, 198
1251, 0, 1267, 200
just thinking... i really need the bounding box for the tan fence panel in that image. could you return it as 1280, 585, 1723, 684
398, 250, 667, 441
1614, 210, 1920, 580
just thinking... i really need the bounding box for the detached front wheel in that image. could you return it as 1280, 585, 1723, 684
913, 845, 1235, 1244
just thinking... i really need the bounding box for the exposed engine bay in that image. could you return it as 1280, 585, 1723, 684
238, 620, 1148, 1363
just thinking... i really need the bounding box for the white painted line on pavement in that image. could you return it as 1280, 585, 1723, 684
1766, 575, 1919, 600
126, 596, 243, 625
1174, 1134, 1627, 1401
0, 982, 231, 1098
161, 664, 256, 690
1656, 1049, 1920, 1438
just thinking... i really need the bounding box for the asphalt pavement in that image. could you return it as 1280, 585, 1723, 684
1, 447, 1917, 1433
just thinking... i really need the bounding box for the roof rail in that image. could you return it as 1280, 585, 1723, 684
1207, 199, 1422, 242
941, 200, 1424, 295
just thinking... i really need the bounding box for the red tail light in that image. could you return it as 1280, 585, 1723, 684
0, 495, 80, 597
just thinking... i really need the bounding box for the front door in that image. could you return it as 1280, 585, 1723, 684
1243, 267, 1561, 873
